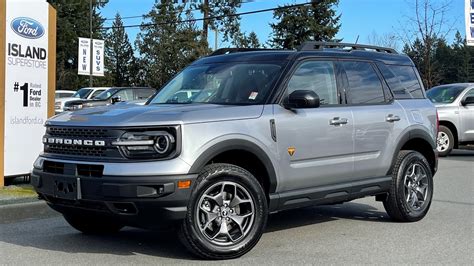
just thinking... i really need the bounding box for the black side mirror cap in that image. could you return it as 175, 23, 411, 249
284, 90, 320, 109
111, 96, 122, 104
461, 96, 474, 106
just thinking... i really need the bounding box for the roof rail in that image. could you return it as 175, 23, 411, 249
209, 48, 274, 56
298, 42, 398, 54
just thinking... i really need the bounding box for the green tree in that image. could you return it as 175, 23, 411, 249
190, 0, 242, 44
105, 13, 138, 86
270, 0, 341, 49
137, 1, 210, 89
233, 31, 261, 48
47, 0, 107, 90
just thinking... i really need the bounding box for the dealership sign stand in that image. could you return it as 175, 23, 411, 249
467, 0, 474, 46
0, 0, 56, 187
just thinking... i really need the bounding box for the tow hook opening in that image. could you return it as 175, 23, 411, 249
108, 202, 138, 215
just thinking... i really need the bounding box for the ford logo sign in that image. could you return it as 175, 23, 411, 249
10, 17, 45, 39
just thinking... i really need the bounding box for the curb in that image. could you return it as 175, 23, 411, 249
0, 200, 60, 224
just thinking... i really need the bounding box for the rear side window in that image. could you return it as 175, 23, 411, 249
340, 61, 385, 104
379, 65, 424, 99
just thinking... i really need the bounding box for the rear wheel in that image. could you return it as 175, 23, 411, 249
383, 151, 433, 222
63, 213, 124, 234
437, 125, 454, 156
179, 163, 268, 260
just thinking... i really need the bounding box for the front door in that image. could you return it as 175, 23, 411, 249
459, 88, 474, 142
274, 60, 354, 192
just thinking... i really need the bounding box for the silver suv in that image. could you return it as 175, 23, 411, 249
427, 83, 474, 156
32, 43, 438, 259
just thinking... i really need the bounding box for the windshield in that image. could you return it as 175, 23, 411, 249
94, 89, 119, 100
426, 85, 466, 103
148, 62, 283, 105
72, 88, 92, 99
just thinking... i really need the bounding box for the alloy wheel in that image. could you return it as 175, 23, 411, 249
403, 163, 429, 211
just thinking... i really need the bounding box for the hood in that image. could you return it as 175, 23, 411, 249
55, 97, 80, 104
47, 103, 264, 127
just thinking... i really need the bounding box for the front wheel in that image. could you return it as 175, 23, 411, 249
179, 163, 268, 260
383, 151, 433, 222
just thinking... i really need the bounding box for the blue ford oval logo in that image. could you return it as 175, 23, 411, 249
10, 17, 45, 39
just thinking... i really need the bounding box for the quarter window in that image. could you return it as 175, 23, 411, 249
379, 65, 424, 99
287, 61, 338, 105
341, 61, 385, 104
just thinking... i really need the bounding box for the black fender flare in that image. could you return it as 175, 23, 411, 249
387, 128, 437, 175
188, 139, 278, 193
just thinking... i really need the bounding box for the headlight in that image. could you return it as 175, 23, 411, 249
54, 102, 61, 110
72, 104, 83, 110
112, 130, 177, 159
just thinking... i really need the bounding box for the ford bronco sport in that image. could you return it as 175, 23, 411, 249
32, 42, 438, 259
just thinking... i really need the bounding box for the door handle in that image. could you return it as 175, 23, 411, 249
329, 117, 348, 126
386, 114, 401, 122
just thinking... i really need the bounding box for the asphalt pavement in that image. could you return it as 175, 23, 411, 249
0, 150, 473, 265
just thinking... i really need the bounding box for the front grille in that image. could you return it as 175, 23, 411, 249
48, 127, 108, 138
47, 144, 107, 157
43, 126, 124, 160
77, 164, 104, 177
43, 161, 64, 174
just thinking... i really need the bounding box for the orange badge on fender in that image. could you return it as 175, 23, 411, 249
287, 147, 296, 156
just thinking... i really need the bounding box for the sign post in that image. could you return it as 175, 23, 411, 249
0, 0, 56, 187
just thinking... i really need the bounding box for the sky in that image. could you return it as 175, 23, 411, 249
99, 0, 465, 51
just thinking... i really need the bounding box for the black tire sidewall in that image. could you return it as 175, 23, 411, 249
183, 164, 267, 258
394, 151, 434, 221
438, 125, 454, 156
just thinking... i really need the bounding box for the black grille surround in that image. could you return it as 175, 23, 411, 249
42, 126, 181, 162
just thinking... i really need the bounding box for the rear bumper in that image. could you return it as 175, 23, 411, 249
31, 169, 196, 229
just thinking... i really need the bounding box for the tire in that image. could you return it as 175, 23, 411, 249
437, 125, 454, 157
63, 212, 124, 234
179, 163, 268, 260
383, 150, 433, 222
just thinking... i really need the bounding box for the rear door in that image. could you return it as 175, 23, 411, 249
339, 61, 407, 179
274, 59, 354, 192
459, 88, 474, 141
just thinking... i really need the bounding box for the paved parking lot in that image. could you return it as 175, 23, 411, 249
0, 150, 472, 265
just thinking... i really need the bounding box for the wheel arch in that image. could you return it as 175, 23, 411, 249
388, 128, 437, 176
439, 120, 458, 148
188, 139, 278, 195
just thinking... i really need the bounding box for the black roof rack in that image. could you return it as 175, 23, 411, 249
209, 48, 274, 56
298, 42, 398, 54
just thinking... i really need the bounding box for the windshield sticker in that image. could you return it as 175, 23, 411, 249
249, 91, 258, 100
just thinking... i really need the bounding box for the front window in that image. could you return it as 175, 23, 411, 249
148, 62, 283, 105
94, 89, 119, 100
426, 86, 466, 104
72, 88, 92, 99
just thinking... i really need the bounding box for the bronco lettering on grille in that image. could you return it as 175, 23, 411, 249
43, 137, 106, 147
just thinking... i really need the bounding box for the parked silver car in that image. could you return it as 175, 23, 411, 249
427, 83, 474, 156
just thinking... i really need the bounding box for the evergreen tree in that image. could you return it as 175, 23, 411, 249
105, 13, 137, 86
47, 0, 107, 90
233, 31, 261, 48
137, 1, 210, 89
270, 0, 341, 49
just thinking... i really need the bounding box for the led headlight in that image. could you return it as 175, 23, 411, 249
113, 130, 176, 159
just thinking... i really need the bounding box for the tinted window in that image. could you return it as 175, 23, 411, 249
115, 89, 134, 101
426, 85, 466, 104
380, 65, 424, 99
90, 90, 105, 99
134, 89, 155, 100
341, 61, 385, 104
465, 89, 474, 98
287, 61, 338, 105
72, 88, 92, 99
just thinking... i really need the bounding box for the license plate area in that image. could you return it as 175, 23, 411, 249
53, 177, 79, 200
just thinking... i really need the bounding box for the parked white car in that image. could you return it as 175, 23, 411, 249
55, 90, 75, 99
55, 87, 107, 114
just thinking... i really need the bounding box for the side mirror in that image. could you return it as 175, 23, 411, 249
461, 96, 474, 106
284, 90, 320, 109
111, 96, 122, 104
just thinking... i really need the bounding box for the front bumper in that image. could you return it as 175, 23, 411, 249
31, 166, 197, 229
